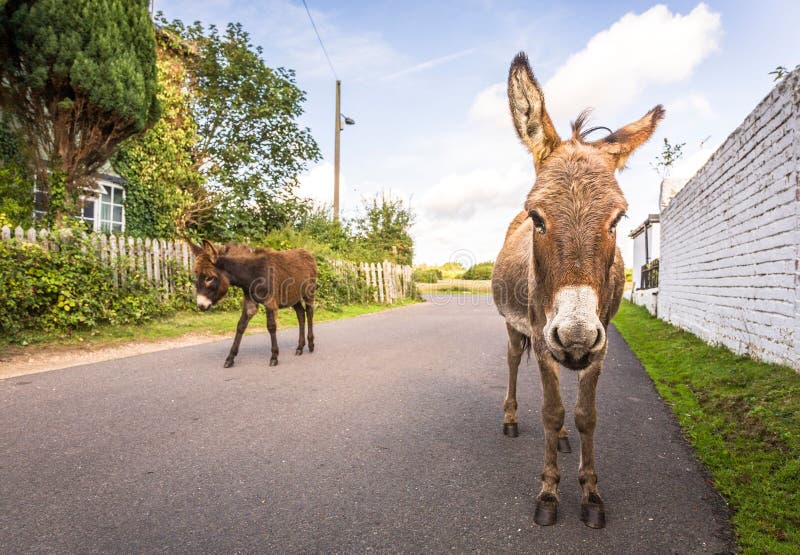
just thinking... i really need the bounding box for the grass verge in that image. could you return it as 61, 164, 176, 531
416, 279, 491, 295
613, 300, 800, 554
1, 300, 418, 353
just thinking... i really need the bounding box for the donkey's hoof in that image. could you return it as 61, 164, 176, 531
580, 495, 606, 529
558, 436, 572, 453
269, 358, 278, 367
502, 422, 519, 437
534, 496, 558, 526
308, 344, 315, 353
223, 359, 234, 368
295, 348, 303, 356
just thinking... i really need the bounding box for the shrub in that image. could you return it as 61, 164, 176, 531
413, 268, 442, 283
0, 232, 193, 341
461, 261, 494, 280
315, 257, 372, 311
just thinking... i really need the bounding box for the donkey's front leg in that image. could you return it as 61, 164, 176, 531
225, 298, 258, 368
266, 306, 279, 366
576, 364, 604, 528
502, 323, 525, 437
534, 348, 565, 526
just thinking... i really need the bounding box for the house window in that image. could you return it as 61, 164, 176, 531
98, 183, 125, 233
79, 181, 125, 233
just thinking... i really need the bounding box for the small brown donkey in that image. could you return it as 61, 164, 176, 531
492, 53, 663, 529
189, 240, 318, 368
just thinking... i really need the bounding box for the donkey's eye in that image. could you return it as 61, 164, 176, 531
609, 213, 625, 235
529, 210, 546, 235
204, 276, 215, 286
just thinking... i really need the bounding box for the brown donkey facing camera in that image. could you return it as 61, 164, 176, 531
492, 52, 663, 529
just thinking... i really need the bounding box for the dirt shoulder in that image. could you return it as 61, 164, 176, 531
0, 332, 230, 380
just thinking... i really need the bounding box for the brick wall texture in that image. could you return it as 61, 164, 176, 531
658, 69, 799, 370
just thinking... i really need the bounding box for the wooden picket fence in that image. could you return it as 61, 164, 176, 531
1, 226, 415, 304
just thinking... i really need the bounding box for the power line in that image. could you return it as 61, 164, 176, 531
301, 0, 338, 80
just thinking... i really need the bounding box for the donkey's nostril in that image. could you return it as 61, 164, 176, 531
551, 326, 565, 349
591, 325, 605, 350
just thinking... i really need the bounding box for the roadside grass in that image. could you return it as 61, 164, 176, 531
0, 300, 418, 353
613, 300, 800, 554
416, 279, 491, 295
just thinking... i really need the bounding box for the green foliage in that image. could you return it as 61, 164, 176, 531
114, 30, 205, 238
249, 195, 415, 267
614, 301, 800, 553
351, 193, 414, 265
315, 258, 372, 310
769, 65, 799, 81
0, 115, 33, 227
461, 261, 494, 280
154, 14, 320, 239
439, 262, 465, 279
651, 137, 686, 178
413, 268, 442, 283
0, 0, 159, 222
0, 230, 192, 341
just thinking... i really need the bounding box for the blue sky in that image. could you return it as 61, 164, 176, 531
156, 0, 800, 266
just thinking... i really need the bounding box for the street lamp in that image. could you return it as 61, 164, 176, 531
333, 80, 355, 223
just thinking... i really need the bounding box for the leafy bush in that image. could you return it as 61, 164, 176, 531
413, 268, 442, 283
461, 261, 494, 280
0, 232, 193, 341
315, 258, 372, 311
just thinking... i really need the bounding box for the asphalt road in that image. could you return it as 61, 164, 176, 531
1, 296, 734, 554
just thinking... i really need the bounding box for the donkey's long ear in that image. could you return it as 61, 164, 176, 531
187, 240, 204, 257
201, 239, 218, 262
507, 52, 561, 170
595, 105, 665, 170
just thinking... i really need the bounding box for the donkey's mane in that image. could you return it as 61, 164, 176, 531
570, 109, 613, 143
218, 243, 274, 257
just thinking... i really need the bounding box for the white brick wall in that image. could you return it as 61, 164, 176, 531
658, 69, 800, 371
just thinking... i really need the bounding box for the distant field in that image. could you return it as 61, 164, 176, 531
416, 279, 491, 295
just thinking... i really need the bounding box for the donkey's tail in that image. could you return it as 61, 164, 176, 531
521, 335, 532, 360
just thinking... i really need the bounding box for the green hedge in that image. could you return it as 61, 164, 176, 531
0, 234, 194, 340
461, 261, 493, 280
412, 268, 442, 283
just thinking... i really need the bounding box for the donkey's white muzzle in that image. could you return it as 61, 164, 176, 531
196, 294, 212, 311
543, 286, 606, 369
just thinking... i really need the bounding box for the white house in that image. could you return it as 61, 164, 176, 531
629, 213, 660, 289
628, 213, 660, 315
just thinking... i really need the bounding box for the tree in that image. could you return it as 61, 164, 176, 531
353, 193, 414, 265
0, 0, 159, 223
0, 114, 34, 227
155, 15, 320, 240
113, 28, 208, 238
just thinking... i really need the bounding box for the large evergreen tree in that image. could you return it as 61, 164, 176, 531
0, 0, 159, 223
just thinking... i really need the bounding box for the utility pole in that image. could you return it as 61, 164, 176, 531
333, 79, 341, 223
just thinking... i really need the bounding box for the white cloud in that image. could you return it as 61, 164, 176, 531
420, 163, 531, 220
468, 4, 721, 134
469, 83, 511, 129
669, 93, 715, 118
671, 145, 717, 178
297, 162, 340, 207
544, 3, 721, 124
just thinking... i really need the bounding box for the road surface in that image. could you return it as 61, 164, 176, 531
0, 296, 734, 553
